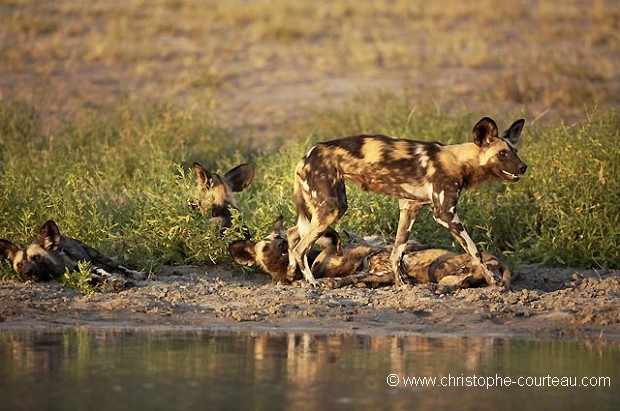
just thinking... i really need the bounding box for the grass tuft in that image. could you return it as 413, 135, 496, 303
60, 262, 98, 295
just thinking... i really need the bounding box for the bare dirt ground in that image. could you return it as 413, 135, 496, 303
1, 264, 619, 341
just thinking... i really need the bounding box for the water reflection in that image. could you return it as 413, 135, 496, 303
0, 330, 618, 410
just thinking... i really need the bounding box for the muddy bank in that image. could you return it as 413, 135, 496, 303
1, 264, 619, 341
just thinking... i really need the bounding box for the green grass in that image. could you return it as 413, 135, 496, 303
1, 97, 619, 283
60, 261, 98, 295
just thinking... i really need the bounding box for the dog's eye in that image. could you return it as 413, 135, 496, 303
16, 261, 23, 269
32, 255, 41, 263
499, 150, 509, 157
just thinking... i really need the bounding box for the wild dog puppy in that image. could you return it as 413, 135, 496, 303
0, 220, 143, 291
288, 117, 526, 287
229, 217, 510, 291
193, 162, 255, 229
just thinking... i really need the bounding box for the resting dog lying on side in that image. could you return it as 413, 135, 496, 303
229, 216, 511, 292
0, 220, 143, 292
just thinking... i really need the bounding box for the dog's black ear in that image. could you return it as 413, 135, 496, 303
224, 163, 255, 192
228, 240, 257, 266
0, 239, 20, 263
35, 220, 61, 252
194, 162, 213, 188
270, 215, 284, 236
500, 119, 525, 146
317, 228, 342, 254
472, 117, 499, 147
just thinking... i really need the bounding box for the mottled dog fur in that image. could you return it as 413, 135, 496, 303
0, 220, 143, 291
194, 162, 255, 229
229, 216, 510, 291
229, 216, 373, 284
287, 117, 526, 287
318, 241, 512, 292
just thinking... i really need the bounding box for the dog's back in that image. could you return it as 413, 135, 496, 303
59, 236, 141, 279
298, 135, 441, 201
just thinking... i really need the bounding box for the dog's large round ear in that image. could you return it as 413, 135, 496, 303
228, 240, 257, 266
319, 227, 342, 254
500, 118, 525, 146
224, 163, 255, 192
472, 117, 499, 147
0, 239, 20, 262
193, 162, 213, 188
36, 220, 61, 252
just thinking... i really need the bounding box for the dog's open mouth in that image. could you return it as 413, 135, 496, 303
501, 170, 520, 181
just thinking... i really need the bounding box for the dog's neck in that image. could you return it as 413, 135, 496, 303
442, 143, 494, 190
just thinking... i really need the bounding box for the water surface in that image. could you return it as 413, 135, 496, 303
0, 329, 617, 410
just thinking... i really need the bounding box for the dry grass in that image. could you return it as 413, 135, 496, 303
0, 0, 619, 144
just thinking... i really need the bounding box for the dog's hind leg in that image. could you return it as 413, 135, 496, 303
391, 199, 424, 286
288, 158, 347, 285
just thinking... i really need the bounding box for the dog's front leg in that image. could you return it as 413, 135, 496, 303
432, 194, 499, 286
391, 199, 424, 286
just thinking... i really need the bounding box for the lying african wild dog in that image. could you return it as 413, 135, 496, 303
287, 117, 526, 288
0, 220, 143, 291
193, 162, 255, 229
229, 216, 510, 291
319, 240, 512, 292
228, 216, 353, 284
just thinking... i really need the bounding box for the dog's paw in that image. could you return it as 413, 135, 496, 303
317, 278, 337, 290
495, 281, 509, 292
395, 281, 414, 291
395, 272, 413, 288
479, 266, 500, 287
286, 263, 298, 283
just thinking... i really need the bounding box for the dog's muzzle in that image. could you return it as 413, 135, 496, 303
501, 162, 527, 181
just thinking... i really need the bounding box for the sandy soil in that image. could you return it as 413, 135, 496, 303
1, 264, 619, 341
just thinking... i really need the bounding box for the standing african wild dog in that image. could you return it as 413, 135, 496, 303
288, 117, 526, 287
0, 220, 143, 290
194, 162, 255, 229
